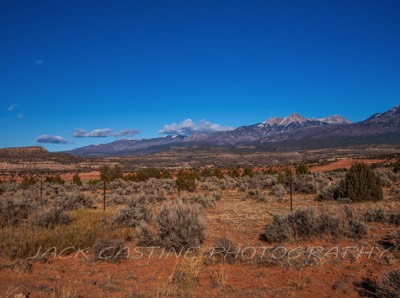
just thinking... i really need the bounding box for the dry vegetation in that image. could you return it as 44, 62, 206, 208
0, 160, 400, 297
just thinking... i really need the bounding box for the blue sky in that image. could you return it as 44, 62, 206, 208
1, 0, 399, 151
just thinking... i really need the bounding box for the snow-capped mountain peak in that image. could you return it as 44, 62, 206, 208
261, 113, 351, 127
316, 115, 351, 124
279, 113, 308, 126
261, 113, 308, 127
260, 117, 284, 126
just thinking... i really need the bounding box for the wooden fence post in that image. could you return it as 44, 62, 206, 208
103, 180, 106, 212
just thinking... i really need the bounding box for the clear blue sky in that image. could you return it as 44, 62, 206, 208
1, 0, 399, 151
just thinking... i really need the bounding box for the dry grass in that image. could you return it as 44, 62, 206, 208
0, 209, 134, 259
210, 264, 229, 288
157, 248, 207, 297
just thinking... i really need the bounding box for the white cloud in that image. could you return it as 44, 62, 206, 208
35, 135, 67, 144
73, 128, 139, 138
34, 59, 43, 66
18, 112, 24, 119
7, 104, 17, 111
73, 128, 113, 138
113, 129, 140, 137
158, 119, 234, 135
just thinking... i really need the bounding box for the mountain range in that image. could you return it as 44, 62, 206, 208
67, 105, 400, 157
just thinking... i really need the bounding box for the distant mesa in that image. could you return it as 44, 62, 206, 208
0, 146, 83, 163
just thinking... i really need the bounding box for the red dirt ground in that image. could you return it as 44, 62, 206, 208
311, 159, 385, 173
1, 189, 399, 297
60, 171, 101, 181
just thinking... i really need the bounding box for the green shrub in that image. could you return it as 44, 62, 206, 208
72, 174, 82, 186
213, 168, 224, 179
176, 170, 198, 193
161, 170, 173, 179
296, 162, 311, 175
20, 176, 37, 189
394, 159, 400, 173
135, 168, 161, 181
45, 175, 65, 185
242, 167, 253, 177
338, 163, 383, 202
99, 164, 123, 182
87, 179, 101, 189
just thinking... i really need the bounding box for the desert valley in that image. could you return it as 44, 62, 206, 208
1, 106, 400, 297
1, 1, 400, 297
